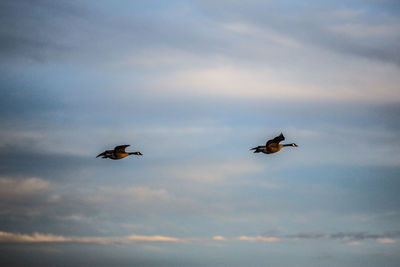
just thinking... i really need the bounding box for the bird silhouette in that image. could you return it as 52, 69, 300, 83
96, 145, 142, 160
251, 133, 297, 154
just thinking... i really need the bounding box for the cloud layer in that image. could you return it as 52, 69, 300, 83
0, 230, 397, 245
1, 0, 399, 266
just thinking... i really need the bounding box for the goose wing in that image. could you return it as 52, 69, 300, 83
96, 151, 107, 158
266, 133, 285, 146
114, 145, 130, 153
96, 150, 113, 158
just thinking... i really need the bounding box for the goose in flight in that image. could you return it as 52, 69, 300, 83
96, 145, 142, 160
251, 133, 297, 154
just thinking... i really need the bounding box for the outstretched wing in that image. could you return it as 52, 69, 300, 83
266, 133, 285, 146
114, 145, 130, 153
96, 151, 107, 158
96, 150, 113, 158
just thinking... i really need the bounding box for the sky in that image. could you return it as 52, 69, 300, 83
0, 0, 399, 266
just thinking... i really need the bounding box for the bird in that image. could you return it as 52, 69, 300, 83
96, 145, 142, 160
251, 133, 297, 154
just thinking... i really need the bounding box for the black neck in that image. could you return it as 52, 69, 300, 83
282, 143, 294, 147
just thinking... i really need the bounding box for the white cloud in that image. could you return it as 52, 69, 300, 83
148, 62, 400, 102
152, 67, 325, 100
126, 235, 182, 243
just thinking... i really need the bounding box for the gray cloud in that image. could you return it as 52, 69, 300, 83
0, 0, 225, 65
195, 0, 400, 66
0, 149, 92, 178
0, 0, 84, 62
0, 2, 399, 266
286, 231, 400, 242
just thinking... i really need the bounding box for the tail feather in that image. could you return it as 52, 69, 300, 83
251, 146, 261, 153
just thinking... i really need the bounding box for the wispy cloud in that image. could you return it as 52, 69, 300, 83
377, 238, 396, 244
286, 231, 400, 243
0, 231, 281, 244
213, 235, 227, 241
0, 177, 51, 197
0, 1, 399, 265
0, 231, 184, 244
0, 177, 57, 216
0, 230, 397, 245
237, 236, 281, 242
166, 160, 263, 184
347, 241, 361, 246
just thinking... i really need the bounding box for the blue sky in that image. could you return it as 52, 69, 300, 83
0, 0, 400, 266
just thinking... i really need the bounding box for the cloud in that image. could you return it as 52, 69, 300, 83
147, 60, 400, 102
0, 0, 84, 62
347, 241, 361, 246
377, 238, 396, 244
166, 160, 263, 184
0, 177, 56, 216
0, 176, 96, 220
0, 231, 184, 244
288, 125, 400, 166
85, 185, 200, 217
91, 186, 173, 205
0, 231, 278, 244
197, 1, 400, 66
237, 236, 280, 242
213, 235, 227, 241
0, 175, 200, 226
0, 3, 399, 261
0, 177, 51, 197
286, 231, 400, 243
126, 235, 182, 243
0, 231, 72, 243
0, 230, 398, 246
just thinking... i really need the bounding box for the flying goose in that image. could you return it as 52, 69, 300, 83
251, 133, 297, 154
96, 145, 142, 160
